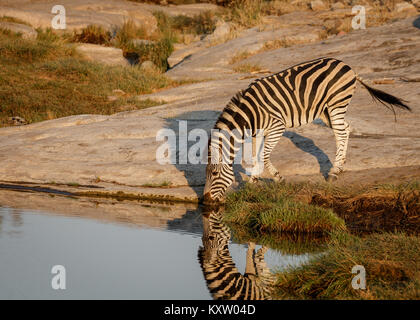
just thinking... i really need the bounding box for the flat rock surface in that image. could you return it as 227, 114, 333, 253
0, 0, 219, 33
75, 43, 130, 66
0, 17, 419, 202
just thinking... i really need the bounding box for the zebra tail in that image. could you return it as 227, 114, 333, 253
356, 76, 411, 121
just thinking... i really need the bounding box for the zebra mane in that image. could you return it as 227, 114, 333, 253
226, 89, 245, 111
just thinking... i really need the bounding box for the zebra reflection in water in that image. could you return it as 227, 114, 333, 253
198, 208, 276, 300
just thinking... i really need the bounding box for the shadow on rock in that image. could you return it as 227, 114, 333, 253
283, 131, 332, 179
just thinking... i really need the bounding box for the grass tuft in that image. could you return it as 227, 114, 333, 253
275, 232, 420, 300
224, 181, 346, 235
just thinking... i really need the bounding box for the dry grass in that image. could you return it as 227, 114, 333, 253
72, 25, 112, 45
311, 181, 420, 235
232, 62, 265, 73
229, 50, 252, 64
0, 31, 179, 126
0, 15, 32, 26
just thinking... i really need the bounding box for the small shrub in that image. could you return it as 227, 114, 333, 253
72, 25, 111, 45
114, 20, 147, 48
224, 182, 346, 235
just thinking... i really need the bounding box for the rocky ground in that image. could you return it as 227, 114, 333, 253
0, 2, 419, 203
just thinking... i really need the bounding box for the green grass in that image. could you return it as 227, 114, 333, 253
275, 232, 420, 300
141, 181, 173, 188
0, 32, 178, 126
224, 182, 346, 235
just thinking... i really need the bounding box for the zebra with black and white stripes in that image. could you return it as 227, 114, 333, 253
203, 57, 411, 204
198, 208, 276, 300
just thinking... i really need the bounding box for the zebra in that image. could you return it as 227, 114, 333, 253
198, 207, 276, 300
203, 57, 411, 204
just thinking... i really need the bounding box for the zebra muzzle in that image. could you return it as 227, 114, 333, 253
203, 192, 225, 205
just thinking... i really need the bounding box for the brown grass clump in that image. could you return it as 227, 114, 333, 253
311, 182, 420, 234
72, 25, 112, 45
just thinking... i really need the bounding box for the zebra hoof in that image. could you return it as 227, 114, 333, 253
249, 176, 259, 184
327, 173, 338, 182
274, 173, 285, 183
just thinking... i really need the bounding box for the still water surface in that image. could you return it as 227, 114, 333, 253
0, 205, 312, 299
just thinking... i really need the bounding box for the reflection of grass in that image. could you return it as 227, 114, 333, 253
275, 232, 420, 300
0, 32, 178, 126
228, 222, 327, 255
224, 182, 346, 235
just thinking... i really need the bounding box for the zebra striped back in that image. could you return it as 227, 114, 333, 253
198, 209, 276, 300
215, 57, 356, 133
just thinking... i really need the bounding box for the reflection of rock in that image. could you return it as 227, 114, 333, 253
199, 208, 276, 300
0, 22, 37, 39
0, 189, 199, 230
75, 44, 129, 66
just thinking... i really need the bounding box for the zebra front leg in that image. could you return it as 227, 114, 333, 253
263, 122, 285, 182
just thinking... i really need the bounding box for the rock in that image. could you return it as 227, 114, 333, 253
7, 116, 27, 126
310, 0, 327, 11
0, 22, 37, 40
331, 2, 345, 10
167, 41, 205, 68
412, 0, 420, 9
75, 44, 129, 66
204, 21, 231, 44
395, 2, 417, 13
0, 0, 158, 35
167, 24, 323, 79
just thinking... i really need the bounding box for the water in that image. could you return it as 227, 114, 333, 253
0, 194, 313, 300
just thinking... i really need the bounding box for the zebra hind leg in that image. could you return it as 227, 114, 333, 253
324, 105, 350, 181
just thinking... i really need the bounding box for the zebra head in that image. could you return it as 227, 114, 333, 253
203, 162, 234, 204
